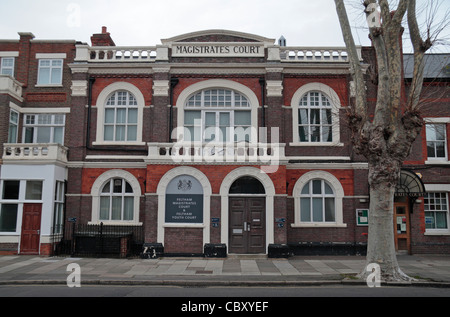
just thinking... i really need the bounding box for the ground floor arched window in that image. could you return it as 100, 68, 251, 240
292, 170, 346, 228
90, 169, 142, 225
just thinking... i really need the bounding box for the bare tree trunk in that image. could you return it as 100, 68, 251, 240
364, 165, 412, 281
334, 0, 434, 282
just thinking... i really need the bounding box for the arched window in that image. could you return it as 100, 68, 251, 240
99, 178, 135, 221
90, 169, 142, 225
298, 91, 333, 143
104, 91, 138, 142
94, 82, 145, 145
292, 170, 346, 228
184, 89, 252, 142
299, 179, 335, 222
229, 176, 265, 194
290, 83, 342, 146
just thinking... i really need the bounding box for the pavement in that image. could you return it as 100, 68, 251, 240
1, 254, 450, 288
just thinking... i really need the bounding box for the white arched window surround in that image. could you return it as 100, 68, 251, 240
291, 170, 346, 228
219, 167, 276, 250
290, 83, 343, 146
175, 79, 259, 144
90, 169, 142, 225
156, 166, 212, 245
94, 82, 145, 146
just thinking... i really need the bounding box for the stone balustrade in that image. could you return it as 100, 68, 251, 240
3, 143, 68, 163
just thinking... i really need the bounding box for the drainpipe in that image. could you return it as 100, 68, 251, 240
259, 78, 266, 143
86, 77, 96, 150
169, 77, 179, 142
259, 78, 266, 128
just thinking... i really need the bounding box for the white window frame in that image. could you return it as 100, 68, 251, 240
290, 83, 342, 146
424, 192, 449, 234
94, 82, 145, 146
37, 59, 63, 86
176, 79, 259, 144
0, 179, 44, 234
99, 178, 135, 222
53, 181, 65, 234
103, 91, 139, 142
8, 109, 19, 143
299, 179, 336, 223
1, 57, 15, 77
292, 170, 346, 228
425, 122, 448, 161
297, 91, 333, 143
90, 169, 142, 225
22, 113, 65, 145
184, 89, 252, 143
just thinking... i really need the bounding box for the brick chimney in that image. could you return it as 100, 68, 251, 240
90, 26, 115, 46
17, 32, 35, 87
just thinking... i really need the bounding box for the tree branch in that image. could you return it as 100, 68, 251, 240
334, 0, 368, 123
364, 0, 389, 126
407, 0, 430, 111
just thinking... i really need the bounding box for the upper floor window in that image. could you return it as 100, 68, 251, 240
290, 83, 342, 146
426, 124, 447, 159
1, 57, 15, 77
8, 110, 19, 143
23, 113, 65, 144
184, 89, 251, 142
104, 91, 138, 142
37, 59, 63, 85
298, 91, 333, 143
94, 82, 145, 146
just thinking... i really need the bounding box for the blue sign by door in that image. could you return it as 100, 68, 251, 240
165, 175, 203, 223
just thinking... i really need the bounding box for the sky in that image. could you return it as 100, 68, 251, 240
1, 0, 449, 52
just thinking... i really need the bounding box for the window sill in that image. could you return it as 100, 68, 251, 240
92, 141, 146, 146
425, 159, 449, 165
289, 142, 344, 147
35, 84, 63, 88
424, 230, 450, 236
291, 223, 347, 228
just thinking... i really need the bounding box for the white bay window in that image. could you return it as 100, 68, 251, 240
23, 114, 65, 144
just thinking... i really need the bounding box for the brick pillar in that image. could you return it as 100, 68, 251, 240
265, 68, 284, 144
152, 69, 171, 142
67, 72, 89, 161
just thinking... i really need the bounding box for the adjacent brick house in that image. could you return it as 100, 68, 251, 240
0, 28, 448, 256
0, 32, 75, 255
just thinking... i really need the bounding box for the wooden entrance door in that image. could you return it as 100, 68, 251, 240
229, 197, 265, 254
20, 203, 42, 254
393, 202, 411, 254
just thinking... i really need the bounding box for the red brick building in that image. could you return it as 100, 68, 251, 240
0, 28, 449, 257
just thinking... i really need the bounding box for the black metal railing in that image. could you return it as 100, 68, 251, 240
52, 222, 144, 258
